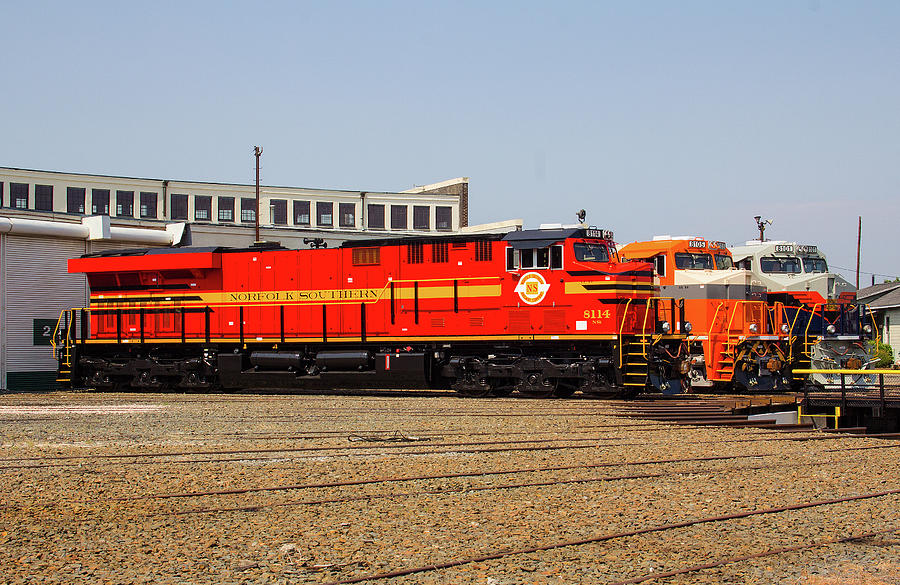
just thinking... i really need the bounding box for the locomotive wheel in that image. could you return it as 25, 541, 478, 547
552, 379, 578, 398
490, 379, 516, 397
516, 373, 556, 398
453, 378, 493, 398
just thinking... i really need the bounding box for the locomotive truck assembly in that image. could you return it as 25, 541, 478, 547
53, 227, 692, 397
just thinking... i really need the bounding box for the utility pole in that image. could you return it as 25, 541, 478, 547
253, 146, 263, 242
856, 216, 861, 290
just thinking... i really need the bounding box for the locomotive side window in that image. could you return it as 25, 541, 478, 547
714, 254, 733, 270
674, 253, 713, 269
803, 257, 827, 273
518, 248, 551, 269
506, 247, 518, 270
573, 242, 609, 263
520, 249, 534, 268
654, 255, 666, 277
760, 256, 801, 274
550, 245, 563, 269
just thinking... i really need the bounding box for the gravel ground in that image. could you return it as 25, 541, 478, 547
0, 391, 898, 585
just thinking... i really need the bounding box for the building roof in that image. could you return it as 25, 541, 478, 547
857, 282, 900, 305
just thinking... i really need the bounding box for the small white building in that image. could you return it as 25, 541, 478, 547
0, 167, 473, 391
857, 282, 900, 364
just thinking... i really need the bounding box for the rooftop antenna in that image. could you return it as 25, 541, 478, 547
253, 146, 263, 242
576, 209, 586, 224
754, 215, 772, 242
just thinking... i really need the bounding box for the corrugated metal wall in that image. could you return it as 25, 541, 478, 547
0, 237, 162, 391
3, 235, 87, 390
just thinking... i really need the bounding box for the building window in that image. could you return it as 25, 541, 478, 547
432, 242, 448, 263
195, 196, 212, 221
317, 202, 333, 226
116, 191, 134, 217
339, 203, 355, 228
10, 183, 28, 209
35, 185, 54, 211
436, 206, 452, 231
413, 206, 430, 230
218, 197, 234, 222
171, 194, 189, 220
270, 199, 287, 225
293, 200, 310, 225
92, 189, 110, 215
352, 247, 381, 266
66, 187, 85, 214
367, 204, 385, 229
139, 192, 157, 219
241, 198, 256, 223
391, 205, 407, 230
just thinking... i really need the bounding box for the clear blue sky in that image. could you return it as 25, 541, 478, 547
2, 1, 898, 283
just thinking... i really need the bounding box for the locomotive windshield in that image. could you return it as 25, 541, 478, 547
573, 242, 609, 263
802, 257, 828, 273
760, 256, 802, 274
674, 253, 713, 270
714, 254, 733, 270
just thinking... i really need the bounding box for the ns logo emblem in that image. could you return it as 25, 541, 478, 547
515, 272, 550, 305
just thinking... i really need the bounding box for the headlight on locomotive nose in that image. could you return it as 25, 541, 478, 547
864, 324, 873, 334
749, 323, 759, 334
781, 324, 790, 334
661, 321, 671, 333
826, 324, 836, 335
683, 321, 693, 334
766, 358, 782, 372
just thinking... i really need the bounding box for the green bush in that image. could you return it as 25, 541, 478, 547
870, 340, 895, 367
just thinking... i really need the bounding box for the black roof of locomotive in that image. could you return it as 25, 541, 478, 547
78, 228, 604, 258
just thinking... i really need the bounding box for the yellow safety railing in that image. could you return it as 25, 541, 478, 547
797, 404, 841, 429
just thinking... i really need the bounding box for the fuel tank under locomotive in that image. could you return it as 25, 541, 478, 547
218, 349, 431, 389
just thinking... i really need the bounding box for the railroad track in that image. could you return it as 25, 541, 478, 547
313, 489, 900, 585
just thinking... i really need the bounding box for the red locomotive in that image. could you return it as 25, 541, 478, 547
54, 227, 691, 397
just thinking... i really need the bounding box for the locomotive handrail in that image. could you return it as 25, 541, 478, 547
617, 298, 634, 366
50, 309, 68, 351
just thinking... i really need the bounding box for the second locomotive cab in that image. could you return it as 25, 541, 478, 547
54, 227, 692, 397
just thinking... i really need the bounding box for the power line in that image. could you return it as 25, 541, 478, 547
830, 264, 900, 281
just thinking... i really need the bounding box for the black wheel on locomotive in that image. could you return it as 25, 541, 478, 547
489, 377, 516, 397
453, 377, 493, 397
516, 373, 557, 398
552, 379, 579, 398
579, 369, 620, 398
